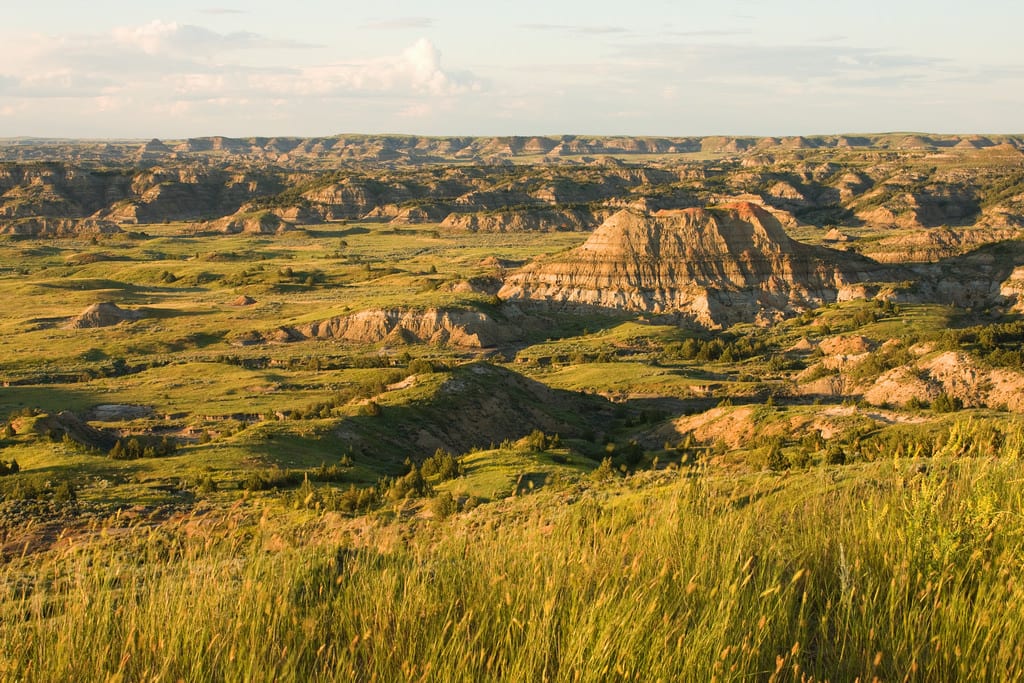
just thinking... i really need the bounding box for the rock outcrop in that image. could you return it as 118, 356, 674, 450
209, 211, 293, 235
863, 351, 1024, 412
1000, 266, 1024, 313
441, 208, 611, 233
67, 302, 144, 329
0, 217, 122, 237
863, 227, 1024, 263
251, 308, 520, 348
498, 202, 892, 327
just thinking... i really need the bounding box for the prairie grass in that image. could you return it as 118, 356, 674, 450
2, 452, 1023, 681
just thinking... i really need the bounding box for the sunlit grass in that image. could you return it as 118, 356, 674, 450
2, 453, 1022, 681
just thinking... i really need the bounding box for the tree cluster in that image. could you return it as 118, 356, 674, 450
109, 436, 178, 460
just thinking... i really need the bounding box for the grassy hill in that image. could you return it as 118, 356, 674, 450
2, 450, 1023, 681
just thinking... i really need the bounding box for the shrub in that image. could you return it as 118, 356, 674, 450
337, 484, 380, 514
407, 358, 435, 375
244, 468, 301, 492
825, 443, 846, 465
905, 396, 928, 411
767, 443, 790, 471
519, 429, 561, 452
313, 462, 348, 483
590, 457, 618, 481
933, 393, 963, 414
359, 401, 382, 417
110, 436, 178, 460
421, 449, 462, 481
385, 466, 432, 501
430, 492, 458, 520
789, 448, 813, 469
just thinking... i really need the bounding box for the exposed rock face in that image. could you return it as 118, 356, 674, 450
3, 134, 1023, 242
5, 133, 1019, 166
863, 351, 1024, 412
1000, 266, 1024, 313
853, 182, 981, 229
210, 211, 293, 235
33, 411, 117, 451
301, 181, 382, 219
267, 205, 322, 224
498, 202, 890, 327
0, 217, 122, 236
441, 208, 611, 233
67, 302, 143, 328
864, 227, 1024, 263
819, 335, 875, 356
283, 308, 519, 348
899, 239, 1024, 310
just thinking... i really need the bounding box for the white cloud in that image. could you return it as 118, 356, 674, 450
110, 20, 313, 57
246, 38, 482, 98
0, 20, 486, 136
0, 21, 478, 101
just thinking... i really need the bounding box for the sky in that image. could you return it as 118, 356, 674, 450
1, 0, 1022, 138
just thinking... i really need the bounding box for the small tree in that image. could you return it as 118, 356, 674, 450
430, 492, 458, 519
591, 457, 618, 481
933, 393, 963, 414
767, 443, 790, 471
524, 429, 549, 452
825, 443, 846, 466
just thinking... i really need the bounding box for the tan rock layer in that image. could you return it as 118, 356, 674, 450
499, 202, 889, 327
291, 308, 518, 348
863, 351, 1024, 412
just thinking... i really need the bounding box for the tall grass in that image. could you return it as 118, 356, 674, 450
2, 455, 1023, 681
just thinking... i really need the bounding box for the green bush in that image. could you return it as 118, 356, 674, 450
109, 436, 178, 460
244, 468, 301, 492
407, 358, 435, 375
590, 457, 618, 481
825, 443, 846, 465
430, 492, 458, 520
933, 393, 963, 414
767, 442, 790, 471
421, 449, 463, 481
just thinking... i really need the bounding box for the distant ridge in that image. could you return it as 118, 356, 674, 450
2, 133, 1022, 166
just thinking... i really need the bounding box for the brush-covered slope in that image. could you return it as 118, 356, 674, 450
335, 362, 612, 461
499, 202, 891, 327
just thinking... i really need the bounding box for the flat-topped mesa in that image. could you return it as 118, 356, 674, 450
498, 202, 887, 327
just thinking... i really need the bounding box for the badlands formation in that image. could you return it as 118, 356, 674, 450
499, 202, 895, 327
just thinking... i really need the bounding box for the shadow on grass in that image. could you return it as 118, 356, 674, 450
307, 226, 371, 238
238, 363, 620, 477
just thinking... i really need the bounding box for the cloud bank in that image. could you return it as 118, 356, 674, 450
0, 20, 484, 136
0, 15, 1020, 137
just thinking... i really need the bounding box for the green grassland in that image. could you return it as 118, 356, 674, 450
1, 217, 1024, 680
